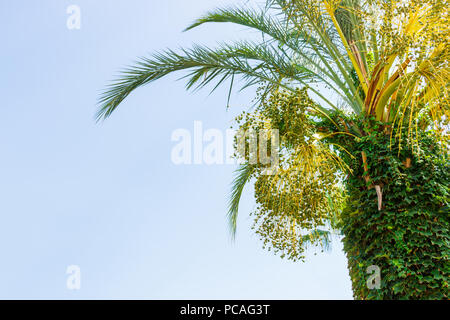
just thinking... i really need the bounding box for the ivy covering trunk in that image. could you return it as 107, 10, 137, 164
339, 129, 449, 299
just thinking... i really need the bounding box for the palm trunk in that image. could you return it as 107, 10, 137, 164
340, 136, 449, 299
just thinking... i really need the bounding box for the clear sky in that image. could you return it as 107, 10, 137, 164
0, 0, 353, 299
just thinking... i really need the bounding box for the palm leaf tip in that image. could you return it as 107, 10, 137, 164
227, 163, 254, 239
183, 6, 248, 32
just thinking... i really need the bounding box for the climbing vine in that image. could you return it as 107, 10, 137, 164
321, 116, 449, 299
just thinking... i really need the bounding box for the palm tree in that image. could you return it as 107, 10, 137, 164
98, 0, 449, 299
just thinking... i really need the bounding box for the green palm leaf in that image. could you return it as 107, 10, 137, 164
227, 163, 254, 239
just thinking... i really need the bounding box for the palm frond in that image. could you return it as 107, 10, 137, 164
97, 44, 293, 121
98, 40, 343, 121
185, 5, 324, 56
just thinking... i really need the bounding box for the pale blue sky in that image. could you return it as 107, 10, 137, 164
0, 0, 352, 299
